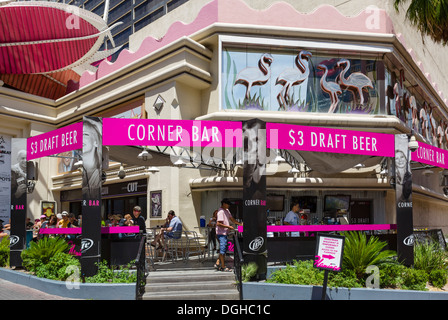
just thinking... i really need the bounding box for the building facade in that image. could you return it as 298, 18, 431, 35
2, 0, 448, 235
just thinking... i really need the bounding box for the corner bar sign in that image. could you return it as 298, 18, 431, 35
267, 122, 395, 157
102, 118, 243, 148
27, 122, 83, 161
411, 140, 448, 169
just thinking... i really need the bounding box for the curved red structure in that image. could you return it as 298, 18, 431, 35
0, 1, 119, 99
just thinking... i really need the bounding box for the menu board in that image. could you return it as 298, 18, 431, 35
314, 233, 345, 272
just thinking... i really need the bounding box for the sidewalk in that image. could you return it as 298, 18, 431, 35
0, 278, 79, 300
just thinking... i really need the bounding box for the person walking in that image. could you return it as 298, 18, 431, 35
215, 199, 242, 272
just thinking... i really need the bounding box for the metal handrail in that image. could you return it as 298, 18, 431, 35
134, 234, 147, 300
233, 232, 244, 300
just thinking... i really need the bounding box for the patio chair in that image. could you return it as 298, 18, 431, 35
163, 230, 185, 263
145, 230, 156, 270
184, 230, 205, 261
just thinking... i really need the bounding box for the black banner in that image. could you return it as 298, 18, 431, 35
394, 134, 414, 266
242, 119, 267, 280
80, 117, 103, 277
10, 138, 27, 267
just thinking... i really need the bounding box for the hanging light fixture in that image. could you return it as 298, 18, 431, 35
273, 149, 285, 163
288, 167, 300, 174
173, 158, 186, 167
408, 135, 418, 152
137, 147, 151, 161
147, 166, 160, 173
118, 164, 126, 179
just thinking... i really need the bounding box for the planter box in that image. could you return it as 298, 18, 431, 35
242, 266, 448, 300
242, 282, 448, 300
0, 267, 135, 300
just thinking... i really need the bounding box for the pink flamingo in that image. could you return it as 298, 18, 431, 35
429, 106, 438, 146
443, 120, 448, 149
336, 59, 373, 105
420, 103, 429, 139
234, 53, 273, 100
275, 50, 312, 110
317, 64, 342, 113
437, 122, 445, 148
393, 82, 405, 118
409, 95, 419, 132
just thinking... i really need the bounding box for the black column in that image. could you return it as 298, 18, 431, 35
9, 139, 27, 268
80, 117, 103, 277
242, 118, 267, 281
394, 134, 414, 266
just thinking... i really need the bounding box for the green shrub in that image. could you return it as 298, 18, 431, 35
342, 231, 397, 279
0, 236, 9, 267
414, 242, 448, 273
21, 237, 69, 273
328, 268, 363, 289
84, 260, 137, 283
242, 262, 258, 282
34, 252, 80, 281
402, 268, 429, 291
379, 262, 406, 289
429, 269, 447, 289
267, 260, 324, 286
267, 260, 362, 289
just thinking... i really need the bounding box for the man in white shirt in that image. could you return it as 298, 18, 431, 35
284, 201, 301, 237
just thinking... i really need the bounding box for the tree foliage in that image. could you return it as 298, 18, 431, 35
394, 0, 448, 45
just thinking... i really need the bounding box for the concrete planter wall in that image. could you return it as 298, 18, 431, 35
0, 267, 135, 300
242, 282, 448, 300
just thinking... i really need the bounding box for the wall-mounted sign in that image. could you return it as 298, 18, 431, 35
102, 118, 243, 148
411, 140, 448, 169
314, 233, 345, 272
267, 122, 394, 157
27, 122, 83, 161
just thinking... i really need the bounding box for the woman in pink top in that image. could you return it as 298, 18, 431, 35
215, 198, 242, 272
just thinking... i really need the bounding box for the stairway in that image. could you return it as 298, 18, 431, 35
142, 267, 240, 300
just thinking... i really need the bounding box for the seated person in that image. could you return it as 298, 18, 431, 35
151, 210, 182, 249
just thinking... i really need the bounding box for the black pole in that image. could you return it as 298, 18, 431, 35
321, 270, 329, 300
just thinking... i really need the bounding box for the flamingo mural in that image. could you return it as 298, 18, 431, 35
317, 64, 342, 113
275, 50, 312, 110
336, 59, 373, 105
234, 53, 273, 101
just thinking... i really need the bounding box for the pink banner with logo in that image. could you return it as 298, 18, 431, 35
102, 118, 243, 148
267, 122, 395, 157
411, 140, 448, 169
27, 122, 83, 161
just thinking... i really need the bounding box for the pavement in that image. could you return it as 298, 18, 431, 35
0, 277, 79, 300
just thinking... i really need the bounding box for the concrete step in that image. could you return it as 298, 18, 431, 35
142, 289, 240, 300
143, 266, 240, 300
146, 270, 235, 284
146, 280, 236, 292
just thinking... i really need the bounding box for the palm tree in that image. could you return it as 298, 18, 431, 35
394, 0, 448, 45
